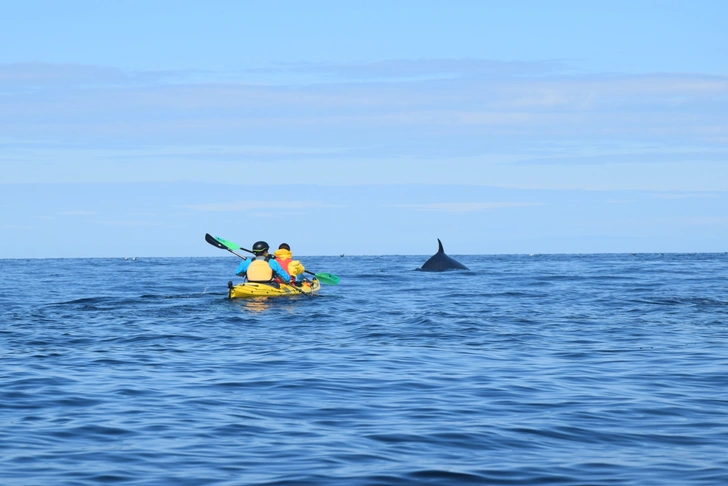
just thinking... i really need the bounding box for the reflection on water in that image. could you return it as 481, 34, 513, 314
240, 297, 273, 313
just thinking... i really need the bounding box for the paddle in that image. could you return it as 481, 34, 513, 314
207, 234, 340, 285
205, 233, 249, 260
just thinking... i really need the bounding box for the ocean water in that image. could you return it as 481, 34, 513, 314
1, 253, 727, 485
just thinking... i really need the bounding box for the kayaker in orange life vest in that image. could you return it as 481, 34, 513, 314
235, 241, 290, 283
272, 243, 308, 286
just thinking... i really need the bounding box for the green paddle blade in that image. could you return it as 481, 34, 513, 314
315, 273, 340, 285
214, 236, 242, 251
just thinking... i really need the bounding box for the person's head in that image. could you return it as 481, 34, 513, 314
278, 243, 290, 251
252, 240, 270, 255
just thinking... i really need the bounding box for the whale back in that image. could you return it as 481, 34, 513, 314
420, 239, 469, 272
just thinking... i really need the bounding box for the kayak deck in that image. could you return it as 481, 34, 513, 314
228, 279, 320, 299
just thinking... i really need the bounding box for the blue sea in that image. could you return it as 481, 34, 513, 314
2, 253, 727, 485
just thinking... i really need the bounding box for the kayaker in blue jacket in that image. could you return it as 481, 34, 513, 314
235, 241, 290, 283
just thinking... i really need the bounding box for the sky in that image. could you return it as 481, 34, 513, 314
1, 0, 727, 258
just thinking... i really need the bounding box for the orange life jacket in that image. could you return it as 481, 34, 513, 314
276, 257, 292, 274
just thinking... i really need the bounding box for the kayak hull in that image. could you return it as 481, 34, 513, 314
228, 279, 320, 299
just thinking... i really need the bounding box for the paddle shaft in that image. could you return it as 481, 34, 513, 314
225, 248, 249, 260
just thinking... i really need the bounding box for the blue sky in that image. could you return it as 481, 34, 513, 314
1, 1, 727, 257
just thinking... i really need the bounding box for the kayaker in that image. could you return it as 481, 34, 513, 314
235, 241, 290, 283
273, 243, 307, 286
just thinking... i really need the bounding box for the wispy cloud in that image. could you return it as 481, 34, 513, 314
511, 149, 728, 166
59, 210, 98, 215
2, 63, 724, 148
606, 198, 637, 204
0, 62, 203, 92
390, 202, 542, 213
649, 192, 723, 200
0, 62, 128, 90
255, 58, 577, 80
97, 220, 172, 227
2, 62, 725, 135
186, 201, 339, 212
2, 61, 727, 190
1, 224, 33, 229
648, 216, 728, 226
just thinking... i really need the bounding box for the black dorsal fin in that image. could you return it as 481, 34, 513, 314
437, 238, 444, 253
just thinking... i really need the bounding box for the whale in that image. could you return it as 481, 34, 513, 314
419, 239, 469, 272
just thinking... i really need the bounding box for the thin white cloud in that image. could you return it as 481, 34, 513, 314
246, 210, 313, 218
512, 149, 728, 167
2, 61, 727, 191
650, 192, 722, 200
606, 199, 636, 204
391, 202, 542, 213
59, 210, 98, 215
0, 62, 128, 90
0, 224, 33, 229
186, 201, 339, 212
260, 58, 576, 80
2, 63, 725, 147
0, 62, 202, 91
649, 216, 728, 226
98, 220, 171, 227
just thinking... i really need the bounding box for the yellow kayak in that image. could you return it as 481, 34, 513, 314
227, 279, 320, 299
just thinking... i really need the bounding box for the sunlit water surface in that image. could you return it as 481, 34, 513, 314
1, 254, 727, 485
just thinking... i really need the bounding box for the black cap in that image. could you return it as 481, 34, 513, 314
278, 243, 290, 251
